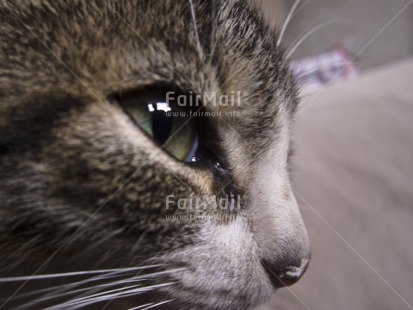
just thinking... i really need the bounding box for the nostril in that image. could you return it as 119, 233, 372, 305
262, 257, 310, 288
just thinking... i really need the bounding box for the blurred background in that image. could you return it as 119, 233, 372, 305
257, 1, 413, 310
277, 0, 413, 70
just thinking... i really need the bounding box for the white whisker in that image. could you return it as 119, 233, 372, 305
46, 284, 142, 310
0, 265, 163, 282
277, 0, 301, 47
17, 268, 185, 308
128, 302, 154, 310
50, 284, 140, 305
20, 275, 133, 308
208, 0, 218, 63
286, 20, 343, 59
188, 0, 204, 60
141, 299, 173, 310
45, 282, 176, 310
10, 272, 121, 301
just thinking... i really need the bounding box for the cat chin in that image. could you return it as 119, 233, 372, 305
158, 280, 274, 310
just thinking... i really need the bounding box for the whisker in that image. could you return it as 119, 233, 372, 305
47, 284, 142, 310
277, 0, 301, 47
286, 20, 344, 59
141, 299, 173, 310
45, 282, 176, 310
8, 272, 122, 301
208, 0, 218, 64
18, 274, 133, 308
128, 302, 154, 310
0, 265, 163, 282
17, 268, 185, 309
41, 284, 143, 310
188, 0, 204, 60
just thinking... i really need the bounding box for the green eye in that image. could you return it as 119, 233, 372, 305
116, 90, 199, 162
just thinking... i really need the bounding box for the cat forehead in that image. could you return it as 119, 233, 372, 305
0, 0, 297, 130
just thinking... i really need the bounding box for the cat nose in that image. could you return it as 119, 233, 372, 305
262, 257, 310, 287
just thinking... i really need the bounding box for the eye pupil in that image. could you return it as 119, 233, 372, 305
115, 89, 199, 162
150, 103, 173, 145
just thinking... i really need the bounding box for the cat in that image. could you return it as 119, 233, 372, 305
0, 0, 310, 309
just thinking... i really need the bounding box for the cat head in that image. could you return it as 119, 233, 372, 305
0, 0, 310, 309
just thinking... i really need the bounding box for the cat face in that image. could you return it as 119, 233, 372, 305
0, 1, 310, 309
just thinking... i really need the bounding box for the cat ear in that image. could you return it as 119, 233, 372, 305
250, 0, 288, 30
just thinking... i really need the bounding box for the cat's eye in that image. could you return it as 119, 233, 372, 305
115, 90, 199, 162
